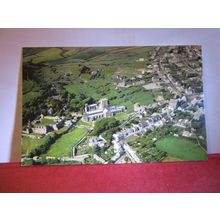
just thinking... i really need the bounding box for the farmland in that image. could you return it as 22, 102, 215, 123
22, 46, 207, 165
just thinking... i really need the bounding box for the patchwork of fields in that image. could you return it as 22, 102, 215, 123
22, 46, 207, 165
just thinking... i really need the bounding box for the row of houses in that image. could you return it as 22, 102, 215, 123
113, 104, 175, 142
113, 95, 194, 144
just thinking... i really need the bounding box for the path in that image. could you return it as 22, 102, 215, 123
123, 143, 141, 163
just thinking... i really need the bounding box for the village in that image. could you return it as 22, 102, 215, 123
22, 46, 206, 165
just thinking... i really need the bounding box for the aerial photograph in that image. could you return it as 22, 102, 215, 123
22, 46, 207, 165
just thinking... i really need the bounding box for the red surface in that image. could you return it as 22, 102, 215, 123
0, 154, 220, 193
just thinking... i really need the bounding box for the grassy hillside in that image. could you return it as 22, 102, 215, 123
22, 46, 156, 124
22, 135, 51, 155
23, 48, 63, 64
45, 127, 88, 157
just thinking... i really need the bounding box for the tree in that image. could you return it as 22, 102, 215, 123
70, 99, 80, 112
79, 65, 91, 75
92, 118, 120, 136
61, 90, 68, 99
124, 156, 130, 163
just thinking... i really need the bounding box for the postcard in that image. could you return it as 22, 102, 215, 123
22, 46, 207, 165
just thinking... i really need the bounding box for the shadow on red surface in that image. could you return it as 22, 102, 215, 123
0, 154, 220, 192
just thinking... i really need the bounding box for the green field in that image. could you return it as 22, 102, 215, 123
162, 155, 183, 162
22, 135, 51, 155
65, 80, 155, 113
110, 88, 154, 113
40, 118, 55, 125
23, 46, 156, 112
114, 112, 129, 122
46, 127, 88, 157
21, 46, 206, 164
24, 48, 63, 64
77, 120, 93, 128
64, 79, 112, 100
156, 136, 207, 161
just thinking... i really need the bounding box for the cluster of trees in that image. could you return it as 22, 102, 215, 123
28, 135, 54, 158
136, 140, 167, 162
28, 131, 64, 158
141, 147, 167, 162
23, 157, 82, 166
23, 63, 44, 82
23, 84, 63, 124
191, 115, 205, 129
28, 124, 73, 158
36, 156, 60, 165
84, 155, 101, 164
69, 93, 95, 112
97, 148, 116, 162
92, 118, 120, 136
132, 125, 174, 162
23, 82, 95, 125
102, 127, 121, 144
37, 157, 80, 165
79, 65, 91, 75
78, 64, 101, 80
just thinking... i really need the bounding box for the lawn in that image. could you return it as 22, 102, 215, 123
46, 127, 88, 157
40, 118, 55, 125
110, 87, 155, 113
155, 136, 207, 161
22, 135, 50, 155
